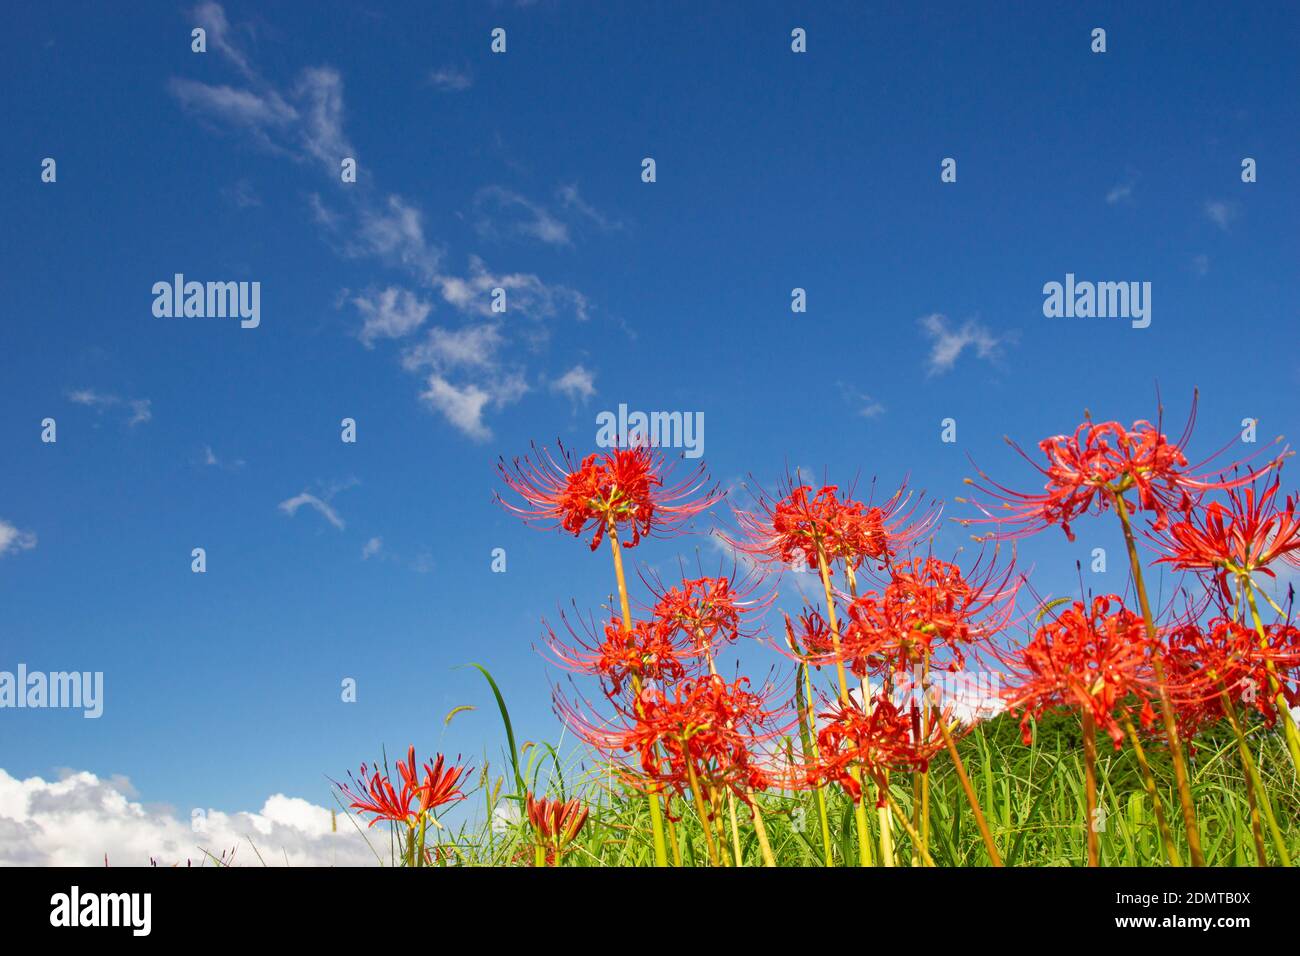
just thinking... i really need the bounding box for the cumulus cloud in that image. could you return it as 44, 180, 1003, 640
278, 492, 345, 530
0, 519, 37, 558
361, 536, 382, 560
551, 364, 596, 403
0, 767, 377, 866
419, 372, 527, 442
918, 313, 1006, 377
353, 286, 432, 347
401, 323, 503, 373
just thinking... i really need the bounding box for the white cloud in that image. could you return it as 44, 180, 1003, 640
221, 178, 261, 208
361, 536, 382, 560
170, 4, 592, 443
67, 389, 152, 427
475, 186, 570, 246
0, 519, 37, 558
437, 255, 588, 321
557, 183, 620, 231
428, 65, 473, 91
192, 0, 256, 80
353, 286, 432, 347
1106, 182, 1133, 205
418, 374, 526, 442
551, 364, 596, 403
1204, 199, 1240, 231
199, 445, 246, 470
401, 323, 503, 372
127, 400, 152, 426
349, 195, 443, 280
168, 78, 294, 128
295, 66, 352, 167
420, 377, 492, 441
278, 492, 345, 530
918, 313, 1005, 377
836, 382, 884, 419
0, 767, 377, 866
67, 388, 113, 408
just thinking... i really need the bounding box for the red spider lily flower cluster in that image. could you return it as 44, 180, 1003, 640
564, 674, 790, 808
338, 746, 471, 827
729, 475, 938, 574
808, 694, 947, 801
643, 570, 773, 654
542, 571, 773, 697
483, 409, 1300, 868
831, 553, 1020, 678
964, 410, 1277, 541
544, 614, 694, 697
1152, 472, 1300, 601
526, 793, 590, 862
1164, 618, 1300, 736
497, 442, 720, 550
1000, 597, 1158, 748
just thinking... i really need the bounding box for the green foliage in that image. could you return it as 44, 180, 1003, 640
429, 709, 1300, 867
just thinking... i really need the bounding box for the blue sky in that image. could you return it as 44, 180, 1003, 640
2, 0, 1298, 838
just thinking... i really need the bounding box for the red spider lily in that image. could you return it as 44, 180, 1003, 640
1166, 619, 1300, 735
337, 746, 472, 827
728, 474, 938, 575
497, 442, 720, 551
561, 674, 790, 807
1001, 596, 1158, 748
644, 572, 773, 655
789, 608, 837, 659
806, 694, 946, 801
963, 405, 1280, 541
1152, 473, 1300, 600
526, 793, 590, 862
805, 553, 1019, 679
542, 612, 698, 697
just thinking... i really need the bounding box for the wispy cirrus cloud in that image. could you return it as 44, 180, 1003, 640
67, 388, 152, 426
836, 382, 885, 419
427, 65, 473, 92
169, 3, 595, 442
198, 445, 246, 470
918, 313, 1008, 377
278, 491, 345, 530
474, 186, 571, 246
1203, 199, 1240, 231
